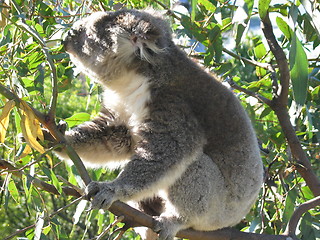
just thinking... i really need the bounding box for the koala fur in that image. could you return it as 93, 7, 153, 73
60, 9, 264, 240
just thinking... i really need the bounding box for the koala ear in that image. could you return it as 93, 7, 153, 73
130, 20, 164, 63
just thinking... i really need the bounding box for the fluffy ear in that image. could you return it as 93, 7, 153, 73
130, 19, 165, 64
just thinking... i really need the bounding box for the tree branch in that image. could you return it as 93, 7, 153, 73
222, 47, 272, 70
284, 195, 320, 237
0, 83, 92, 185
260, 14, 290, 106
2, 2, 318, 238
226, 77, 273, 106
260, 12, 320, 196
1, 158, 294, 240
0, 160, 81, 197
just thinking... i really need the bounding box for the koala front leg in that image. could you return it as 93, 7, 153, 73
85, 101, 205, 231
55, 112, 133, 165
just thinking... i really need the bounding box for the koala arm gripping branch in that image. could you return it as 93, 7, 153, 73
54, 110, 133, 165
86, 97, 206, 209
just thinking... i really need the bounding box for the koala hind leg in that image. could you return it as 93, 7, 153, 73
154, 153, 226, 240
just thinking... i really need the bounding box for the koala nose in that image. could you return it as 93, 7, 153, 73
62, 28, 80, 49
62, 31, 75, 51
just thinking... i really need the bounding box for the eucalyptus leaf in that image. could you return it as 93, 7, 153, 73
289, 33, 309, 106
258, 0, 271, 20
276, 16, 293, 40
8, 178, 20, 204
191, 0, 197, 21
282, 189, 297, 224
65, 112, 91, 127
198, 0, 216, 12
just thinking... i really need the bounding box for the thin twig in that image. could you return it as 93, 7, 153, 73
226, 77, 273, 106
152, 0, 181, 20
0, 159, 81, 197
94, 216, 125, 240
222, 47, 272, 70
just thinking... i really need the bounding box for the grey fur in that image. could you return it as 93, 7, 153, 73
59, 9, 264, 240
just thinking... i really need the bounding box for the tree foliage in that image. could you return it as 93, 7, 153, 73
0, 0, 319, 240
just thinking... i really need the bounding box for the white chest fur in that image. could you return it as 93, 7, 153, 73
103, 71, 151, 135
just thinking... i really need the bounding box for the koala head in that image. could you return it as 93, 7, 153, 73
63, 9, 172, 83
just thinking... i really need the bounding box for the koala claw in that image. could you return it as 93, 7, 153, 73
85, 181, 116, 210
153, 217, 180, 240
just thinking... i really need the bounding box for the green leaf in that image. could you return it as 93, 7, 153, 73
8, 178, 20, 204
35, 65, 45, 95
244, 0, 254, 15
289, 33, 309, 106
180, 15, 207, 42
50, 169, 63, 194
300, 212, 316, 240
191, 0, 197, 21
208, 25, 222, 62
64, 112, 91, 128
233, 3, 251, 46
303, 16, 317, 42
260, 107, 272, 119
42, 167, 62, 194
198, 0, 216, 12
253, 38, 267, 59
283, 189, 297, 224
235, 23, 246, 46
42, 225, 51, 235
258, 0, 271, 20
97, 211, 105, 233
276, 16, 293, 40
256, 66, 267, 77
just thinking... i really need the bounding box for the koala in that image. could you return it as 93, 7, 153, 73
58, 9, 264, 240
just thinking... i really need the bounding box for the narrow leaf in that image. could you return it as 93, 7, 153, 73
0, 100, 15, 143
65, 112, 91, 128
19, 101, 45, 153
8, 178, 20, 203
289, 33, 309, 106
73, 200, 87, 224
50, 169, 62, 194
198, 0, 216, 12
276, 16, 293, 40
191, 0, 197, 21
258, 0, 271, 20
283, 189, 297, 224
34, 212, 45, 240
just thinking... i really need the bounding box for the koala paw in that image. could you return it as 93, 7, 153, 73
85, 181, 116, 210
153, 216, 182, 240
